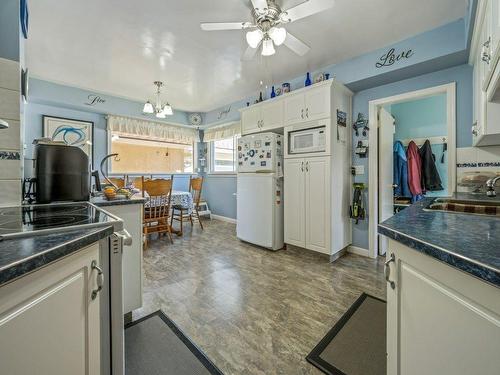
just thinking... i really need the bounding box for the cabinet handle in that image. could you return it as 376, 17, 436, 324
306, 108, 309, 118
91, 260, 104, 300
261, 120, 264, 128
384, 253, 396, 290
305, 161, 309, 172
301, 161, 304, 172
301, 109, 304, 119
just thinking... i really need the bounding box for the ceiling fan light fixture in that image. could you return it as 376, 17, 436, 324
246, 29, 263, 49
269, 27, 287, 46
261, 37, 275, 56
143, 101, 154, 114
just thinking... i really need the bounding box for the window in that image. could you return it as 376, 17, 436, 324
109, 134, 194, 174
209, 135, 239, 173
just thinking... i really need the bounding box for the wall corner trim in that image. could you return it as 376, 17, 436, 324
347, 245, 370, 257
211, 214, 237, 224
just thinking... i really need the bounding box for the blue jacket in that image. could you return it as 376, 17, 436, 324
393, 141, 411, 197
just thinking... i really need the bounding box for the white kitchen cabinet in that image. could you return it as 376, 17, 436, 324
240, 99, 284, 135
284, 85, 331, 126
0, 243, 102, 375
283, 158, 306, 247
284, 156, 330, 254
103, 203, 143, 314
385, 239, 500, 375
304, 157, 331, 253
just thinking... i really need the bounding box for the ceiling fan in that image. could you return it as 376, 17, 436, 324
200, 0, 334, 60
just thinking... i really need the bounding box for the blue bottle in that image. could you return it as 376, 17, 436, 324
271, 86, 276, 98
305, 72, 311, 86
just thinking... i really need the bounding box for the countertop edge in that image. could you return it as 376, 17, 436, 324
378, 224, 500, 288
91, 197, 146, 207
0, 226, 114, 287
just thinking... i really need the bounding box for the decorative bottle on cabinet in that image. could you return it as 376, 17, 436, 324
271, 86, 276, 98
305, 72, 311, 86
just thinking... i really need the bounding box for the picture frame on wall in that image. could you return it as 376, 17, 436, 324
43, 115, 94, 168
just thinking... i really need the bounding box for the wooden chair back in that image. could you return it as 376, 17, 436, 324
132, 177, 144, 191
189, 177, 204, 207
108, 177, 125, 188
143, 177, 173, 220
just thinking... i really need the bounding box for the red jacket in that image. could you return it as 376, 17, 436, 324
406, 141, 423, 196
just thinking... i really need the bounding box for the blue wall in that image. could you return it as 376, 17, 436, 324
351, 63, 473, 249
391, 94, 449, 197
202, 175, 237, 219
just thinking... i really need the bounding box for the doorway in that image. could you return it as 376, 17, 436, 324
368, 83, 457, 257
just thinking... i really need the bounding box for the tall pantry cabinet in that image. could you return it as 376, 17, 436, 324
283, 80, 352, 257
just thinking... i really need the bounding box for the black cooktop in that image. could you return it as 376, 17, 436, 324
0, 202, 118, 240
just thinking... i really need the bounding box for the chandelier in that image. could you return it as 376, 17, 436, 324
142, 81, 173, 118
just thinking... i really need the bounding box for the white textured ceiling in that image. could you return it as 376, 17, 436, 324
26, 0, 468, 112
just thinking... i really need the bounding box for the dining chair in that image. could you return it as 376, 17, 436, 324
171, 176, 204, 233
142, 176, 174, 248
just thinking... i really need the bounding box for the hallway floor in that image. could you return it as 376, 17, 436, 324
134, 219, 386, 375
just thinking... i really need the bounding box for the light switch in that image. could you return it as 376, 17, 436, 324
353, 165, 365, 175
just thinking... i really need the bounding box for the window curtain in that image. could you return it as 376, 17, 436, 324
107, 115, 197, 144
203, 121, 241, 142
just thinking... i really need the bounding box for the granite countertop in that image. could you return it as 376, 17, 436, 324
0, 226, 113, 286
91, 195, 146, 207
378, 193, 500, 288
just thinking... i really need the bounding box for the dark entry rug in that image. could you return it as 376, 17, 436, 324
306, 293, 386, 375
125, 310, 224, 375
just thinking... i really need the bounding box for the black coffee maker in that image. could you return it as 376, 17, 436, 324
34, 143, 91, 203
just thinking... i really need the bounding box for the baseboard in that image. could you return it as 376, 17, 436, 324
211, 214, 237, 224
347, 245, 370, 257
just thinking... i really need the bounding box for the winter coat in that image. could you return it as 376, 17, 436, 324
406, 141, 424, 202
419, 140, 443, 191
393, 141, 411, 197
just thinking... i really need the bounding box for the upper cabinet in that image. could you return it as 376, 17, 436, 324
472, 0, 500, 146
240, 80, 334, 135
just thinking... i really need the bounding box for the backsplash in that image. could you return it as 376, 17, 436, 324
0, 57, 22, 206
457, 146, 500, 193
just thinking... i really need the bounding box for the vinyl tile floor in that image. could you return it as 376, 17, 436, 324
134, 219, 386, 375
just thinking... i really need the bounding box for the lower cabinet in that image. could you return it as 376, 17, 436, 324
0, 243, 102, 375
284, 156, 330, 254
385, 239, 500, 375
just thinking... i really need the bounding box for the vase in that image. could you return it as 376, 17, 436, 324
305, 72, 311, 86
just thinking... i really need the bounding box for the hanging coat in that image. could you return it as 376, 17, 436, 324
393, 141, 411, 197
406, 141, 424, 202
419, 139, 443, 191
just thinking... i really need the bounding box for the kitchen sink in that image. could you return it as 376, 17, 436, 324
425, 198, 500, 217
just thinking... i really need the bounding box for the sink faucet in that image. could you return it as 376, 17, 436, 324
486, 176, 500, 197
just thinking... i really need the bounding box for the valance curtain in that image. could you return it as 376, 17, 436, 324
203, 121, 241, 142
107, 115, 198, 144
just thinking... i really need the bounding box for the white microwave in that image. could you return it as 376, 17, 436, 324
288, 126, 326, 154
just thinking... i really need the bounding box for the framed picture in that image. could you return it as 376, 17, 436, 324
43, 115, 94, 167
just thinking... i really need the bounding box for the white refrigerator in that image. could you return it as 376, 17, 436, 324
236, 132, 284, 250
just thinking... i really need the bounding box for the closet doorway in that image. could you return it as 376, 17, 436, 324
368, 83, 456, 257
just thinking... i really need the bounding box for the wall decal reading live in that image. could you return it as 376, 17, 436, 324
85, 94, 106, 106
376, 48, 414, 68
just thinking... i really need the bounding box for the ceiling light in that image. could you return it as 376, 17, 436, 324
143, 81, 173, 118
246, 29, 263, 49
269, 27, 286, 46
162, 103, 173, 116
262, 37, 275, 56
143, 101, 154, 114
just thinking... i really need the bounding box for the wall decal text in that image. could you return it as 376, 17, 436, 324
85, 94, 106, 106
376, 48, 414, 68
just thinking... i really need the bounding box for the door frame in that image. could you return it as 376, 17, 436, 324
368, 83, 456, 258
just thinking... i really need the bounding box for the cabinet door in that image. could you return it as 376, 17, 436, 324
491, 0, 500, 57
284, 158, 306, 247
261, 99, 284, 131
305, 157, 330, 254
284, 94, 305, 125
304, 85, 330, 121
241, 106, 261, 135
0, 243, 102, 375
386, 240, 500, 375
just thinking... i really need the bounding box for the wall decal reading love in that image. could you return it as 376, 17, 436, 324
376, 48, 414, 68
85, 94, 106, 106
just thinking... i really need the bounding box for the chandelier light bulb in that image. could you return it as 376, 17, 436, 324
143, 101, 154, 114
246, 29, 263, 49
162, 103, 173, 116
269, 27, 287, 46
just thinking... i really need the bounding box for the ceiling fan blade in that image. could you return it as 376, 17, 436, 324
242, 45, 259, 61
282, 0, 335, 23
250, 0, 269, 12
283, 33, 310, 56
200, 22, 252, 31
